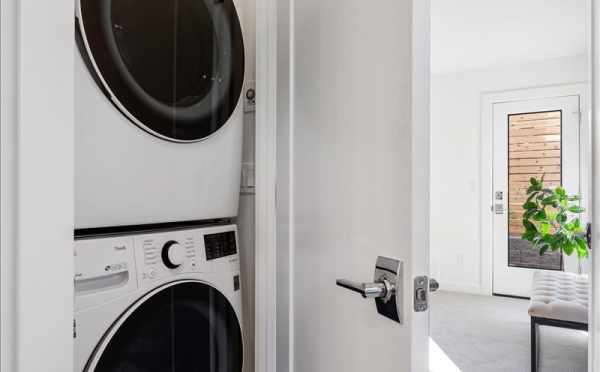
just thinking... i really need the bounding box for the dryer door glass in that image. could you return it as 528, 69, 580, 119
92, 282, 243, 372
77, 0, 245, 142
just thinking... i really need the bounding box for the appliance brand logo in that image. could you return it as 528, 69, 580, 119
104, 262, 127, 272
114, 245, 127, 251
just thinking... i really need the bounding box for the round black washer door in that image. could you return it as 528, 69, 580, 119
91, 281, 243, 372
78, 0, 245, 142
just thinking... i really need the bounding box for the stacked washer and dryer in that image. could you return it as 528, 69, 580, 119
74, 0, 247, 370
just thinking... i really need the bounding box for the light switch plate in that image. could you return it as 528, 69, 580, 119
241, 162, 255, 193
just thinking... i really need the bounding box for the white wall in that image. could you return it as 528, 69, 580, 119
430, 54, 589, 294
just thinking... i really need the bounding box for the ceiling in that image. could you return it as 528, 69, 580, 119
431, 0, 588, 75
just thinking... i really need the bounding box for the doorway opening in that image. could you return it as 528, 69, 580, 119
429, 1, 592, 371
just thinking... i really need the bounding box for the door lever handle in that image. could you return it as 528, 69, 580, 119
335, 257, 403, 323
336, 279, 389, 299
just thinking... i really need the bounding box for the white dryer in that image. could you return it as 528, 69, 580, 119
74, 224, 243, 371
75, 0, 246, 229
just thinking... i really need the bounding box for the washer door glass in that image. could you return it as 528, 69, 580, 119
77, 0, 245, 142
91, 282, 243, 372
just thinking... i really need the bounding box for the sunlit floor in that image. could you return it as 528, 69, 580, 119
430, 291, 588, 372
430, 338, 462, 372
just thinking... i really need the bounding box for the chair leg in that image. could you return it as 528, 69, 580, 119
531, 317, 537, 372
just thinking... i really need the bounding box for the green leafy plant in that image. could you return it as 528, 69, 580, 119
521, 177, 588, 258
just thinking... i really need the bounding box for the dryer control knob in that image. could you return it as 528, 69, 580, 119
162, 241, 185, 269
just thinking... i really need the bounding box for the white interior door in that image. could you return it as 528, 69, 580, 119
273, 0, 430, 371
492, 95, 581, 297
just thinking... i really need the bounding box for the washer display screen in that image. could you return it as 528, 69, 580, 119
90, 282, 243, 371
77, 0, 245, 142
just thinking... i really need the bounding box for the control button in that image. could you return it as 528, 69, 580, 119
161, 241, 185, 269
148, 268, 157, 279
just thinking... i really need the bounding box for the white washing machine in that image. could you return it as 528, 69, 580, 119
74, 224, 243, 371
75, 0, 246, 229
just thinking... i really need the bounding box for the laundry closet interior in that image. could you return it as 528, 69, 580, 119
72, 0, 257, 371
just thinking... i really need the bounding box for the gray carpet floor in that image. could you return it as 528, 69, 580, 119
430, 291, 588, 372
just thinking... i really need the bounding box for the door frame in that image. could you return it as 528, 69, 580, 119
490, 95, 584, 297
1, 0, 74, 371
481, 83, 591, 296
255, 2, 600, 372
254, 1, 431, 372
591, 0, 600, 368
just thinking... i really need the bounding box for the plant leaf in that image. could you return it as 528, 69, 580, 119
575, 236, 588, 257
541, 196, 558, 206
538, 222, 551, 235
545, 207, 558, 220
533, 210, 547, 221
568, 206, 585, 213
522, 230, 536, 241
562, 240, 575, 255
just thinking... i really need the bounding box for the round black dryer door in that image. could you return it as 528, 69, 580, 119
88, 281, 243, 372
77, 0, 245, 142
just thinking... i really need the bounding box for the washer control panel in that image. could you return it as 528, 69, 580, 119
134, 224, 239, 284
74, 224, 239, 311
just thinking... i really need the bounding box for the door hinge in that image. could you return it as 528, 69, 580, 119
73, 318, 77, 339
586, 223, 592, 251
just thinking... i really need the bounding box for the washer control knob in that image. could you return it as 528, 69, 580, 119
161, 241, 185, 269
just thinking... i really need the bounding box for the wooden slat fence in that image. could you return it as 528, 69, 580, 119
508, 111, 561, 235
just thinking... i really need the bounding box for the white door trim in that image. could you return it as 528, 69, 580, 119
253, 1, 431, 372
254, 0, 279, 369
1, 0, 74, 370
411, 1, 432, 371
481, 83, 591, 296
590, 0, 600, 369
1, 0, 18, 369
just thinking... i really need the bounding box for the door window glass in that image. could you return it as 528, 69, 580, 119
507, 111, 562, 270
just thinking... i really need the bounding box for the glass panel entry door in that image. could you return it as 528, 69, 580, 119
507, 111, 563, 271
76, 0, 245, 142
87, 282, 243, 372
492, 95, 581, 297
